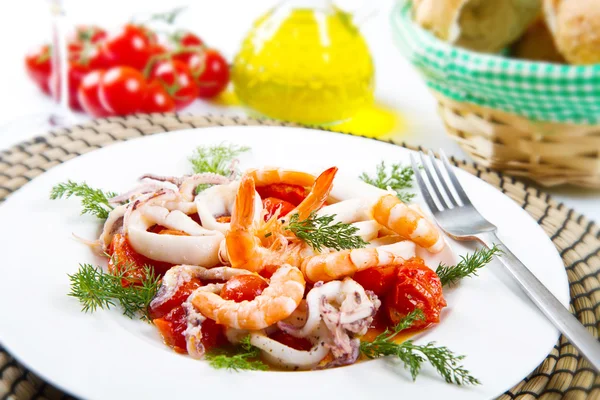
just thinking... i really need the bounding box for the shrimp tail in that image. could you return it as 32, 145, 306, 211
294, 167, 338, 220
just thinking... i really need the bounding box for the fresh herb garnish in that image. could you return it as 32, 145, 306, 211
205, 336, 268, 371
360, 310, 479, 385
189, 143, 250, 177
286, 212, 367, 252
360, 161, 415, 203
50, 180, 117, 219
436, 245, 502, 287
67, 259, 160, 321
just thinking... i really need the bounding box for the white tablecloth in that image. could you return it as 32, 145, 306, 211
1, 0, 598, 222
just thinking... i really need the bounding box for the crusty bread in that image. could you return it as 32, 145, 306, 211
512, 17, 565, 63
543, 0, 600, 64
413, 0, 542, 53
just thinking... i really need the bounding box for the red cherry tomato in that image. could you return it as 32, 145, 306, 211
72, 25, 107, 44
77, 70, 110, 117
149, 59, 198, 110
24, 45, 52, 94
256, 183, 306, 206
48, 58, 92, 110
269, 331, 313, 351
108, 233, 173, 285
185, 49, 229, 98
99, 66, 147, 115
262, 197, 296, 221
148, 278, 203, 320
220, 275, 269, 302
177, 32, 204, 47
385, 258, 446, 330
101, 24, 156, 70
154, 305, 188, 353
142, 80, 176, 113
353, 265, 398, 298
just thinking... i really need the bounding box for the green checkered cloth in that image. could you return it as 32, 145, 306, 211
391, 1, 600, 125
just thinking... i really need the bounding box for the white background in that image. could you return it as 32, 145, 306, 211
0, 0, 598, 221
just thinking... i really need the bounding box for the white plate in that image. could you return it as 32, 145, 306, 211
0, 126, 569, 400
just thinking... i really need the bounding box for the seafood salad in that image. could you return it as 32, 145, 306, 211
53, 144, 497, 384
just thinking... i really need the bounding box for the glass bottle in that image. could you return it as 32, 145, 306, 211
232, 0, 374, 125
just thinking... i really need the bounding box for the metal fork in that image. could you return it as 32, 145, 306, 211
410, 150, 600, 371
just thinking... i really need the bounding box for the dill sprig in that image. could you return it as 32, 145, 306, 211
286, 212, 367, 252
67, 260, 160, 321
188, 143, 250, 176
360, 310, 479, 385
205, 336, 268, 371
360, 161, 415, 203
50, 180, 117, 219
436, 245, 502, 287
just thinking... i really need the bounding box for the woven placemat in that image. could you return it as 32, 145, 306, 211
1, 114, 599, 400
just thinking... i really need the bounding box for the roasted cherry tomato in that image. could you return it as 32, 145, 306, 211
220, 274, 269, 302
98, 66, 147, 115
256, 183, 306, 206
154, 305, 188, 353
101, 24, 157, 70
184, 49, 229, 98
385, 258, 446, 329
142, 80, 176, 113
25, 44, 52, 94
353, 265, 398, 298
269, 331, 313, 351
154, 306, 226, 354
148, 278, 202, 320
149, 59, 198, 110
78, 70, 110, 117
262, 197, 296, 221
108, 233, 173, 284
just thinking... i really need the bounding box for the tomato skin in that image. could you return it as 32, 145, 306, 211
25, 45, 52, 94
154, 305, 188, 353
177, 32, 204, 47
99, 66, 147, 115
186, 49, 229, 98
256, 184, 306, 206
78, 70, 110, 117
385, 258, 446, 329
108, 233, 173, 284
262, 197, 296, 221
353, 265, 398, 298
149, 60, 198, 110
142, 80, 176, 113
269, 331, 313, 351
200, 318, 228, 352
220, 275, 269, 302
101, 24, 156, 70
148, 278, 203, 320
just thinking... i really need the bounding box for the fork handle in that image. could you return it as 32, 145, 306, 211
478, 232, 600, 371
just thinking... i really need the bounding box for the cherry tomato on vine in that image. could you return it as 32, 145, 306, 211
98, 66, 147, 115
185, 49, 230, 98
385, 258, 446, 329
149, 59, 198, 110
71, 25, 107, 44
220, 275, 268, 302
142, 80, 176, 113
77, 70, 110, 117
24, 45, 52, 94
101, 24, 157, 70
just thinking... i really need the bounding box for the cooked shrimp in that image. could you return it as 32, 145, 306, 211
245, 167, 316, 188
190, 265, 305, 330
222, 168, 337, 272
301, 241, 416, 283
371, 194, 444, 253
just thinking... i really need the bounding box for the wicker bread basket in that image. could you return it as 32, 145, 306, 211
391, 1, 600, 188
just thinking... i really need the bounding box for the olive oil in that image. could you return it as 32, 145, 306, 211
232, 4, 374, 125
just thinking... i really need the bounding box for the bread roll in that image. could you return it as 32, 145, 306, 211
543, 0, 600, 64
512, 17, 565, 62
414, 0, 542, 53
